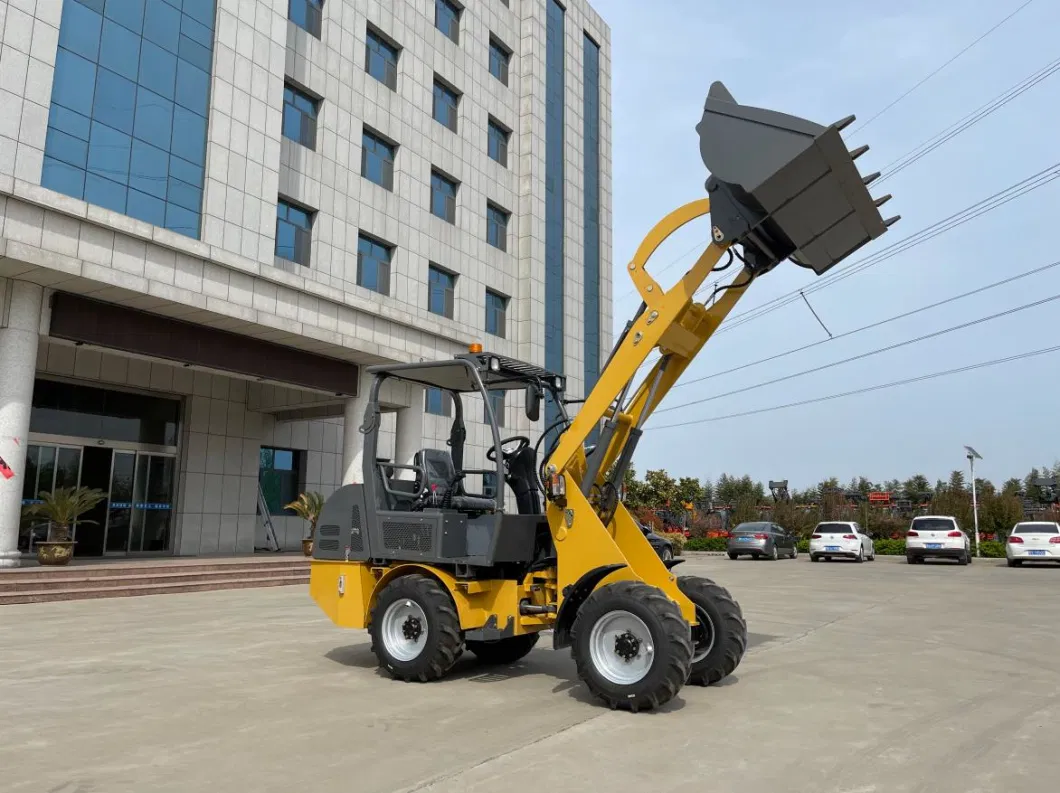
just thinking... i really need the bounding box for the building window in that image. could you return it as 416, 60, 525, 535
275, 199, 313, 266
583, 33, 602, 398
259, 447, 305, 516
289, 0, 323, 38
425, 387, 453, 417
428, 265, 456, 319
484, 389, 505, 426
41, 0, 216, 238
544, 0, 566, 447
489, 37, 511, 86
487, 118, 510, 167
365, 26, 398, 90
430, 170, 458, 224
282, 83, 319, 149
432, 78, 459, 132
357, 233, 392, 296
485, 289, 507, 338
362, 128, 396, 190
435, 0, 460, 43
486, 203, 509, 251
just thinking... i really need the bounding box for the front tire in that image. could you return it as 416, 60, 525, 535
855, 547, 864, 563
466, 633, 540, 665
791, 545, 799, 559
661, 546, 674, 562
677, 576, 748, 686
728, 553, 738, 561
770, 545, 778, 561
369, 574, 464, 682
571, 581, 692, 712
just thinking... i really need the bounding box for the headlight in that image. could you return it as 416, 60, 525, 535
489, 357, 500, 372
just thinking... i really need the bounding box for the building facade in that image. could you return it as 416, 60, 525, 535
0, 0, 612, 565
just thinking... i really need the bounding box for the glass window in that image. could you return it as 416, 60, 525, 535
283, 83, 319, 149
365, 27, 398, 90
357, 233, 392, 295
435, 0, 460, 43
428, 265, 455, 319
29, 378, 179, 446
1012, 522, 1060, 535
259, 447, 305, 516
485, 389, 505, 426
430, 170, 457, 223
485, 289, 507, 338
432, 78, 459, 132
543, 0, 566, 446
288, 0, 323, 38
44, 0, 215, 239
583, 34, 602, 398
275, 199, 313, 265
425, 387, 452, 417
486, 203, 509, 251
489, 37, 510, 86
487, 118, 509, 167
361, 128, 395, 190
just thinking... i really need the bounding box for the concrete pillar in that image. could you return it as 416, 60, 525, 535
393, 387, 425, 480
341, 373, 373, 485
0, 281, 44, 568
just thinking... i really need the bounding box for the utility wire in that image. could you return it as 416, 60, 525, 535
699, 162, 1060, 331
655, 289, 1060, 415
874, 53, 1060, 186
671, 257, 1060, 389
615, 237, 713, 303
846, 0, 1037, 136
648, 343, 1060, 431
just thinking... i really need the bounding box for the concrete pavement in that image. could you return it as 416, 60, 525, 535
2, 554, 1058, 792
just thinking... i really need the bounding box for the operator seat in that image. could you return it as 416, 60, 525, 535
505, 444, 542, 515
415, 449, 496, 512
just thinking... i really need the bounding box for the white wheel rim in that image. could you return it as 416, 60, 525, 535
381, 598, 428, 662
589, 610, 655, 685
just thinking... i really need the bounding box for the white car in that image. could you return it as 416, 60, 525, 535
1006, 521, 1060, 566
809, 521, 875, 563
905, 515, 972, 565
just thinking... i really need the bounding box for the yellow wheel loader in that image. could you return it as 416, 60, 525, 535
309, 82, 898, 711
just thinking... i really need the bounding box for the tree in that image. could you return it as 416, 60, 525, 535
1002, 477, 1023, 497
643, 469, 678, 507
716, 473, 762, 505
947, 470, 966, 492
675, 476, 704, 505
904, 474, 930, 495
622, 467, 650, 508
701, 477, 715, 504
883, 479, 902, 493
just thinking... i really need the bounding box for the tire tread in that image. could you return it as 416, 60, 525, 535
678, 575, 748, 686
369, 573, 464, 682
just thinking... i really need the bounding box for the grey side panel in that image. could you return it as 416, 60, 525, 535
369, 511, 446, 562
314, 484, 370, 561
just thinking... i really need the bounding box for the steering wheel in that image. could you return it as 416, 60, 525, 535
487, 435, 530, 463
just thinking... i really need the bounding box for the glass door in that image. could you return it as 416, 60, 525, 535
19, 444, 83, 552
129, 454, 176, 553
104, 451, 136, 554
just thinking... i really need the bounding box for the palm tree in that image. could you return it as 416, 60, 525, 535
22, 486, 107, 542
284, 491, 325, 541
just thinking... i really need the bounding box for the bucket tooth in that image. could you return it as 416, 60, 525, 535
695, 81, 896, 276
862, 171, 881, 186
884, 215, 901, 227
874, 194, 893, 208
834, 114, 856, 132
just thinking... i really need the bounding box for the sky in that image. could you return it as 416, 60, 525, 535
591, 0, 1060, 491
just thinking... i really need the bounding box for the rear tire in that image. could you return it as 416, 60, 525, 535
677, 576, 748, 686
571, 581, 692, 712
810, 554, 820, 563
770, 545, 778, 561
906, 554, 915, 564
466, 633, 540, 665
958, 552, 968, 566
369, 574, 464, 682
855, 547, 864, 564
728, 553, 738, 561
661, 547, 674, 562
791, 545, 799, 559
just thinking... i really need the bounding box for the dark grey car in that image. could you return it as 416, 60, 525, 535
638, 522, 676, 561
727, 521, 798, 560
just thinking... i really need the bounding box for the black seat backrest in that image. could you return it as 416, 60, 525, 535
418, 449, 463, 495
507, 445, 542, 515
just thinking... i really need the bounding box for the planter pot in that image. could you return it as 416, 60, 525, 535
36, 541, 75, 566
301, 538, 313, 557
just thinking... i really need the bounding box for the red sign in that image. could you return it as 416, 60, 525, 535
0, 455, 13, 480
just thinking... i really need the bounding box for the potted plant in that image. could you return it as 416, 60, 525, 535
22, 486, 107, 566
285, 491, 324, 556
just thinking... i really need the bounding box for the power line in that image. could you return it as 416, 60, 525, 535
846, 0, 1038, 136
648, 342, 1060, 431
874, 54, 1060, 186
670, 257, 1060, 389
655, 288, 1060, 414
615, 237, 713, 303
700, 162, 1060, 332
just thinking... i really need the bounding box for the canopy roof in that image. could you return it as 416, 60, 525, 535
366, 353, 565, 394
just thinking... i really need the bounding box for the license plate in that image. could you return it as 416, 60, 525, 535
1029, 550, 1046, 556
826, 546, 840, 551
926, 543, 942, 549
739, 537, 752, 541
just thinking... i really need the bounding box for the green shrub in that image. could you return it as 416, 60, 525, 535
660, 531, 686, 556
873, 539, 906, 555
978, 540, 1005, 558
685, 537, 728, 552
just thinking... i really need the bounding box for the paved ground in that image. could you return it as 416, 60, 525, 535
2, 553, 1059, 793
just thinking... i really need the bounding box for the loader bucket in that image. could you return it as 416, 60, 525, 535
695, 81, 899, 275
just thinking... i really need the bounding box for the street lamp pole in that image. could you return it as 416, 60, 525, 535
965, 445, 983, 557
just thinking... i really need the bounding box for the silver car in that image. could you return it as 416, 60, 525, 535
727, 521, 798, 560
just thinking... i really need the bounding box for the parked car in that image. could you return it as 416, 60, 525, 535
808, 521, 875, 563
727, 521, 798, 560
638, 522, 676, 562
1005, 521, 1060, 566
905, 515, 972, 565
